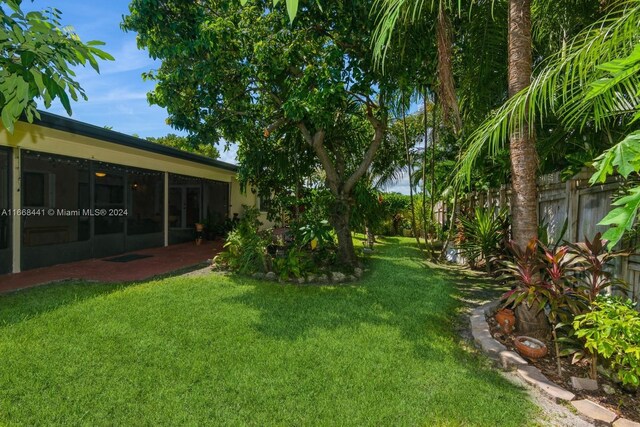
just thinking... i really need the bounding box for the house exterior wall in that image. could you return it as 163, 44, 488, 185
229, 178, 274, 228
2, 122, 234, 182
0, 120, 262, 273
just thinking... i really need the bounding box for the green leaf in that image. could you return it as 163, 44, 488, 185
591, 131, 640, 184
286, 0, 298, 22
1, 107, 16, 134
598, 186, 640, 248
57, 86, 72, 114
29, 69, 45, 93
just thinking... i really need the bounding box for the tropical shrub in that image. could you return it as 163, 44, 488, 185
458, 207, 508, 272
501, 233, 629, 377
502, 233, 626, 318
573, 296, 640, 387
213, 206, 269, 274
296, 219, 335, 249
502, 239, 582, 373
273, 247, 312, 280
567, 233, 628, 308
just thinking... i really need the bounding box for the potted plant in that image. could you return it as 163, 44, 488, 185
195, 222, 205, 245
495, 308, 516, 334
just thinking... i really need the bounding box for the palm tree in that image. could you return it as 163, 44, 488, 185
372, 0, 462, 134
457, 0, 640, 245
506, 0, 550, 336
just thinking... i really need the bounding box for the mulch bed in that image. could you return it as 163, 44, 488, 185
487, 314, 640, 422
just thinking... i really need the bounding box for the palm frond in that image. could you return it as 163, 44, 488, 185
455, 0, 640, 185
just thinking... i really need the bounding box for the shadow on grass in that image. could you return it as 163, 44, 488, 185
429, 263, 510, 311
0, 262, 209, 328
0, 281, 128, 327
220, 239, 533, 424
225, 239, 490, 356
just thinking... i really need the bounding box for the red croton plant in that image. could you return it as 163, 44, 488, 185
500, 233, 628, 376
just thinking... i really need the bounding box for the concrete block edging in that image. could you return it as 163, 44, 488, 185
470, 301, 639, 427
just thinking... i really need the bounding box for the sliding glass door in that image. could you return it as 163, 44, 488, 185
168, 184, 201, 243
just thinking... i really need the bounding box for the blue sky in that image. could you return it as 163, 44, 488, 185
23, 0, 240, 164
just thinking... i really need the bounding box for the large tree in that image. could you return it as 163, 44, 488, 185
147, 133, 220, 158
459, 0, 640, 246
0, 0, 112, 132
505, 0, 548, 336
124, 1, 396, 266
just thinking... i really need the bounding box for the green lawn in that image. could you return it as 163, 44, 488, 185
0, 238, 535, 426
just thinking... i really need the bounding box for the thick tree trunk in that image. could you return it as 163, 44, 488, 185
508, 0, 547, 337
330, 196, 357, 267
436, 8, 461, 134
515, 304, 549, 339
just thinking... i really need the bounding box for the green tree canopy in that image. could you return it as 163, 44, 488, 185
0, 0, 113, 132
147, 133, 220, 159
123, 0, 398, 265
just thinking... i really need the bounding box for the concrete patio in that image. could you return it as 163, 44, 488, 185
0, 240, 223, 293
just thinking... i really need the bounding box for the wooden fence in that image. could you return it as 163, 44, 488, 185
455, 169, 640, 307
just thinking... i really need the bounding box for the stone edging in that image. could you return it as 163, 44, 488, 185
251, 267, 366, 285
470, 301, 640, 427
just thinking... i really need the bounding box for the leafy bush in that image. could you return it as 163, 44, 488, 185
502, 233, 626, 319
273, 247, 312, 280
501, 233, 628, 377
213, 206, 269, 274
573, 296, 640, 388
567, 233, 627, 307
296, 219, 335, 249
502, 240, 581, 319
458, 208, 508, 272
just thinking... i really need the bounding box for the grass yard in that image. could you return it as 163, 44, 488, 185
0, 238, 535, 426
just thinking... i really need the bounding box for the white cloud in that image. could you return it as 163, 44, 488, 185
100, 39, 158, 75
218, 144, 239, 164
383, 172, 411, 195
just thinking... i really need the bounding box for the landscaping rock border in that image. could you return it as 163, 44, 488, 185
248, 268, 368, 286
470, 301, 640, 427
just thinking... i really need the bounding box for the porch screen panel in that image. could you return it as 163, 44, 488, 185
204, 180, 229, 228
0, 150, 8, 250
22, 152, 90, 246
94, 163, 125, 235
127, 170, 163, 235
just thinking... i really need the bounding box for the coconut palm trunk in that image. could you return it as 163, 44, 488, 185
508, 0, 548, 337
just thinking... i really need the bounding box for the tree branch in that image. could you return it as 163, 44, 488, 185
297, 122, 340, 195
343, 116, 385, 194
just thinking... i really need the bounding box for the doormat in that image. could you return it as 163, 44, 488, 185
104, 254, 153, 263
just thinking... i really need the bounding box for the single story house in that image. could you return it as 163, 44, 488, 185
0, 111, 262, 275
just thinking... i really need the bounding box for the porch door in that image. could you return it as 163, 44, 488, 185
185, 187, 201, 228
168, 186, 201, 243
92, 168, 126, 258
